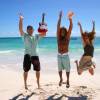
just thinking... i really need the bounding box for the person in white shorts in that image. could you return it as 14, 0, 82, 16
56, 11, 74, 88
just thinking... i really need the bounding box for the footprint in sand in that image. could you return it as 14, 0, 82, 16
44, 83, 54, 87
33, 88, 47, 95
79, 86, 87, 89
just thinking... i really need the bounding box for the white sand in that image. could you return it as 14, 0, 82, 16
0, 67, 100, 100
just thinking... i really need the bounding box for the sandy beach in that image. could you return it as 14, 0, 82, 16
0, 65, 100, 100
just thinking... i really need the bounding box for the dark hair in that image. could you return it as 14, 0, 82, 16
59, 27, 67, 41
60, 27, 67, 34
27, 25, 33, 30
82, 31, 95, 44
82, 32, 88, 37
88, 32, 95, 41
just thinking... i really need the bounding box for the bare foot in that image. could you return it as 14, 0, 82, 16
25, 85, 28, 90
66, 81, 70, 88
37, 85, 40, 89
74, 60, 83, 75
37, 80, 40, 89
89, 68, 94, 75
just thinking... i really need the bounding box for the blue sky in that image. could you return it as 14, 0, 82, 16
0, 0, 100, 37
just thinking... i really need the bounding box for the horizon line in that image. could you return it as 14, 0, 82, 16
0, 36, 100, 38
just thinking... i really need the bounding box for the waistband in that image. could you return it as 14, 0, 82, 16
58, 52, 69, 56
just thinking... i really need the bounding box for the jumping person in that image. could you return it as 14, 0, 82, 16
19, 13, 47, 90
57, 11, 74, 88
75, 21, 96, 75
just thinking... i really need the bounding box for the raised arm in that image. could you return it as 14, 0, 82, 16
78, 22, 83, 34
92, 20, 95, 32
67, 11, 74, 38
78, 22, 86, 46
90, 20, 96, 38
88, 21, 96, 44
57, 11, 62, 35
67, 18, 73, 38
19, 15, 24, 36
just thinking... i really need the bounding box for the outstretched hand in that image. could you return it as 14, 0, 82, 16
67, 11, 74, 19
19, 13, 24, 36
19, 13, 24, 20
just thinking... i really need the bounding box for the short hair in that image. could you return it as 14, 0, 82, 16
27, 25, 33, 30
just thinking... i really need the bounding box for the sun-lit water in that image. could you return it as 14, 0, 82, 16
0, 37, 100, 73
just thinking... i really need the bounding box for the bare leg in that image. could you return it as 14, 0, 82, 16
66, 72, 70, 88
75, 60, 82, 75
36, 71, 40, 89
59, 71, 63, 86
23, 72, 28, 90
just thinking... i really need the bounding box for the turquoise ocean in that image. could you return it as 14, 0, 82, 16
0, 37, 100, 73
0, 37, 100, 54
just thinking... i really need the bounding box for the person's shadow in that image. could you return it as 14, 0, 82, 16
9, 92, 36, 100
10, 92, 88, 100
46, 93, 88, 100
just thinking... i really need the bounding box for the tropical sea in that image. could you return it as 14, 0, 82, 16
0, 37, 100, 73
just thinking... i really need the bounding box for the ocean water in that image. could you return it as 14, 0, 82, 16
0, 37, 100, 54
0, 37, 100, 72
